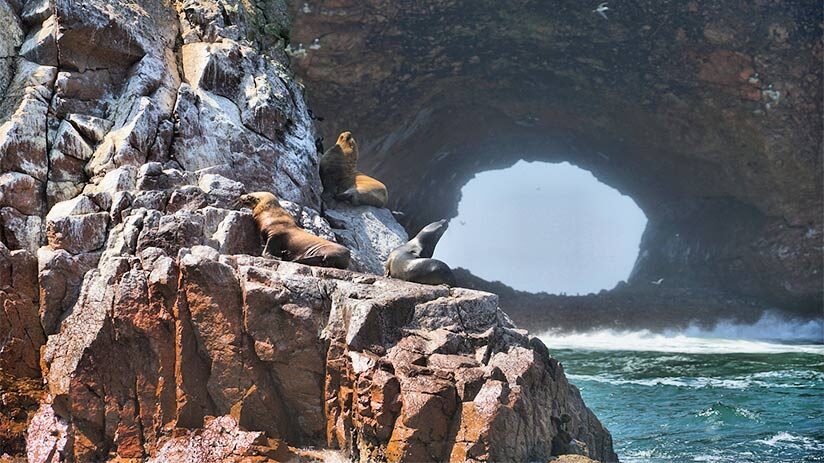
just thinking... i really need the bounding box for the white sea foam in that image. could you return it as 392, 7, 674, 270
538, 312, 824, 354
754, 432, 824, 451
566, 372, 820, 390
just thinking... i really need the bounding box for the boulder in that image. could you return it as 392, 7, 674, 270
325, 206, 408, 274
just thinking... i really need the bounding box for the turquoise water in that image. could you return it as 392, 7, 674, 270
540, 323, 824, 462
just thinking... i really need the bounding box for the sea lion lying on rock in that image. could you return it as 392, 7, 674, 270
237, 192, 351, 269
385, 219, 456, 286
320, 131, 388, 208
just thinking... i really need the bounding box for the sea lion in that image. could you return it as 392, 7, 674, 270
237, 192, 350, 269
384, 219, 456, 286
320, 131, 388, 208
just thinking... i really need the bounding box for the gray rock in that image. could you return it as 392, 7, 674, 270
45, 212, 109, 254
46, 195, 99, 220
0, 207, 43, 253
0, 171, 43, 215
37, 246, 102, 334
65, 113, 113, 143
325, 206, 408, 274
19, 15, 58, 65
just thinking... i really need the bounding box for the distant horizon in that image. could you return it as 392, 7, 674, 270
434, 160, 648, 295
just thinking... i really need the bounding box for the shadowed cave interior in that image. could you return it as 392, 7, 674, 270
290, 0, 822, 331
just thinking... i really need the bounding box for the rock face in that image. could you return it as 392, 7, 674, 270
32, 248, 616, 462
290, 0, 823, 316
0, 0, 616, 461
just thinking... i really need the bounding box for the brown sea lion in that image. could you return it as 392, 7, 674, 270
237, 192, 350, 269
320, 131, 388, 208
385, 219, 456, 286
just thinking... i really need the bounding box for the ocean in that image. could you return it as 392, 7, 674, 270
539, 314, 824, 463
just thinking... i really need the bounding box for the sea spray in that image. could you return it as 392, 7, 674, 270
538, 311, 824, 354
538, 313, 824, 462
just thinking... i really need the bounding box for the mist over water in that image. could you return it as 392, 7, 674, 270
540, 312, 824, 354
434, 160, 647, 295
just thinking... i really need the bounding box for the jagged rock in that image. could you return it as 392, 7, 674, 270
132, 190, 170, 211
51, 119, 93, 162
0, 372, 44, 458
86, 96, 162, 176
0, 208, 42, 254
167, 185, 208, 213
199, 172, 245, 208
37, 247, 101, 334
25, 402, 69, 463
45, 212, 109, 254
136, 162, 190, 191
172, 36, 320, 206
45, 181, 84, 209
147, 415, 297, 463
36, 249, 616, 462
181, 42, 244, 98
0, 245, 44, 455
0, 1, 23, 94
48, 151, 87, 183
0, 61, 55, 184
325, 206, 408, 275
92, 165, 137, 196
0, 172, 43, 216
53, 0, 150, 72
280, 200, 335, 241
20, 0, 53, 25
0, 244, 44, 377
136, 209, 204, 255
212, 210, 260, 255
46, 195, 99, 220
19, 15, 58, 66
65, 113, 112, 144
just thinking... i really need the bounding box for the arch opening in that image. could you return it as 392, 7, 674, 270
434, 160, 648, 295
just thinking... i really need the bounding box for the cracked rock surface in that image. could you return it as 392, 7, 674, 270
0, 0, 615, 461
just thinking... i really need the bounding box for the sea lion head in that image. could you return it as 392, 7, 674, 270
415, 219, 449, 257
336, 131, 357, 155
420, 219, 448, 239
236, 192, 280, 214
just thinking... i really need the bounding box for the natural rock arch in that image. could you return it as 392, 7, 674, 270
290, 0, 823, 315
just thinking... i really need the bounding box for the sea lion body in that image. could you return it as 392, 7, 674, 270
385, 219, 456, 286
320, 131, 388, 208
239, 192, 350, 269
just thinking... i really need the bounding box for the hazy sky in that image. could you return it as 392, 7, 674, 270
433, 160, 648, 295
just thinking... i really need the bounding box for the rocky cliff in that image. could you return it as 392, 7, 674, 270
290, 0, 822, 316
0, 0, 616, 461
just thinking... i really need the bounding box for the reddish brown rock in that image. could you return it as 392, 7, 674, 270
0, 244, 45, 378
0, 244, 46, 456
34, 247, 615, 462
45, 212, 109, 254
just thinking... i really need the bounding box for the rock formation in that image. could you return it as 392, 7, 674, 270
0, 0, 616, 461
290, 0, 823, 316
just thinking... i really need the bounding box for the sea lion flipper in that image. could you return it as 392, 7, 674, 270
262, 236, 284, 259
293, 255, 327, 266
